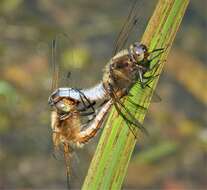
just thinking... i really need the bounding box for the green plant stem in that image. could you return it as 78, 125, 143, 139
82, 0, 189, 189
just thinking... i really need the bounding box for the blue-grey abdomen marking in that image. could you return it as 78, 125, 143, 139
49, 82, 108, 105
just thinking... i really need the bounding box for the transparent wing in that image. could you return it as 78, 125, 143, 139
114, 99, 148, 136
130, 82, 162, 104
51, 38, 59, 92
51, 145, 82, 189
50, 33, 78, 93
57, 33, 73, 87
110, 81, 162, 137
113, 0, 145, 55
108, 84, 148, 136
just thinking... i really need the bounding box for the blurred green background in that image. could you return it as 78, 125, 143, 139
0, 0, 206, 189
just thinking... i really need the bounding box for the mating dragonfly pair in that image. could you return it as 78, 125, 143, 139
48, 40, 164, 181
48, 0, 165, 186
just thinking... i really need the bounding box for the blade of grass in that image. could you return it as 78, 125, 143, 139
82, 0, 189, 189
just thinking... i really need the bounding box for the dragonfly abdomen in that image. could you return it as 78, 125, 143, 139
81, 82, 107, 101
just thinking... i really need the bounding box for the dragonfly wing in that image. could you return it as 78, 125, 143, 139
50, 33, 78, 92
51, 38, 59, 92
113, 0, 145, 55
126, 97, 147, 114
143, 84, 162, 103
114, 97, 148, 135
131, 82, 161, 104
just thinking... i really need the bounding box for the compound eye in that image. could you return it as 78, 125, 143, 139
56, 101, 70, 113
134, 46, 145, 62
140, 44, 148, 52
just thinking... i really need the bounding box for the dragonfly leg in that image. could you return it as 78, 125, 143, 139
127, 97, 147, 111
148, 60, 161, 74
72, 88, 96, 113
80, 111, 96, 117
59, 113, 71, 121
77, 101, 96, 112
148, 58, 166, 75
141, 58, 167, 88
108, 83, 148, 136
142, 74, 160, 88
149, 48, 165, 61
79, 93, 96, 112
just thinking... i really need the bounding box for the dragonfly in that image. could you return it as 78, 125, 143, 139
50, 0, 168, 144
49, 1, 165, 137
49, 38, 114, 187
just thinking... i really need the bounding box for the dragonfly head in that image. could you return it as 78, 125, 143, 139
130, 42, 148, 63
55, 99, 75, 114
